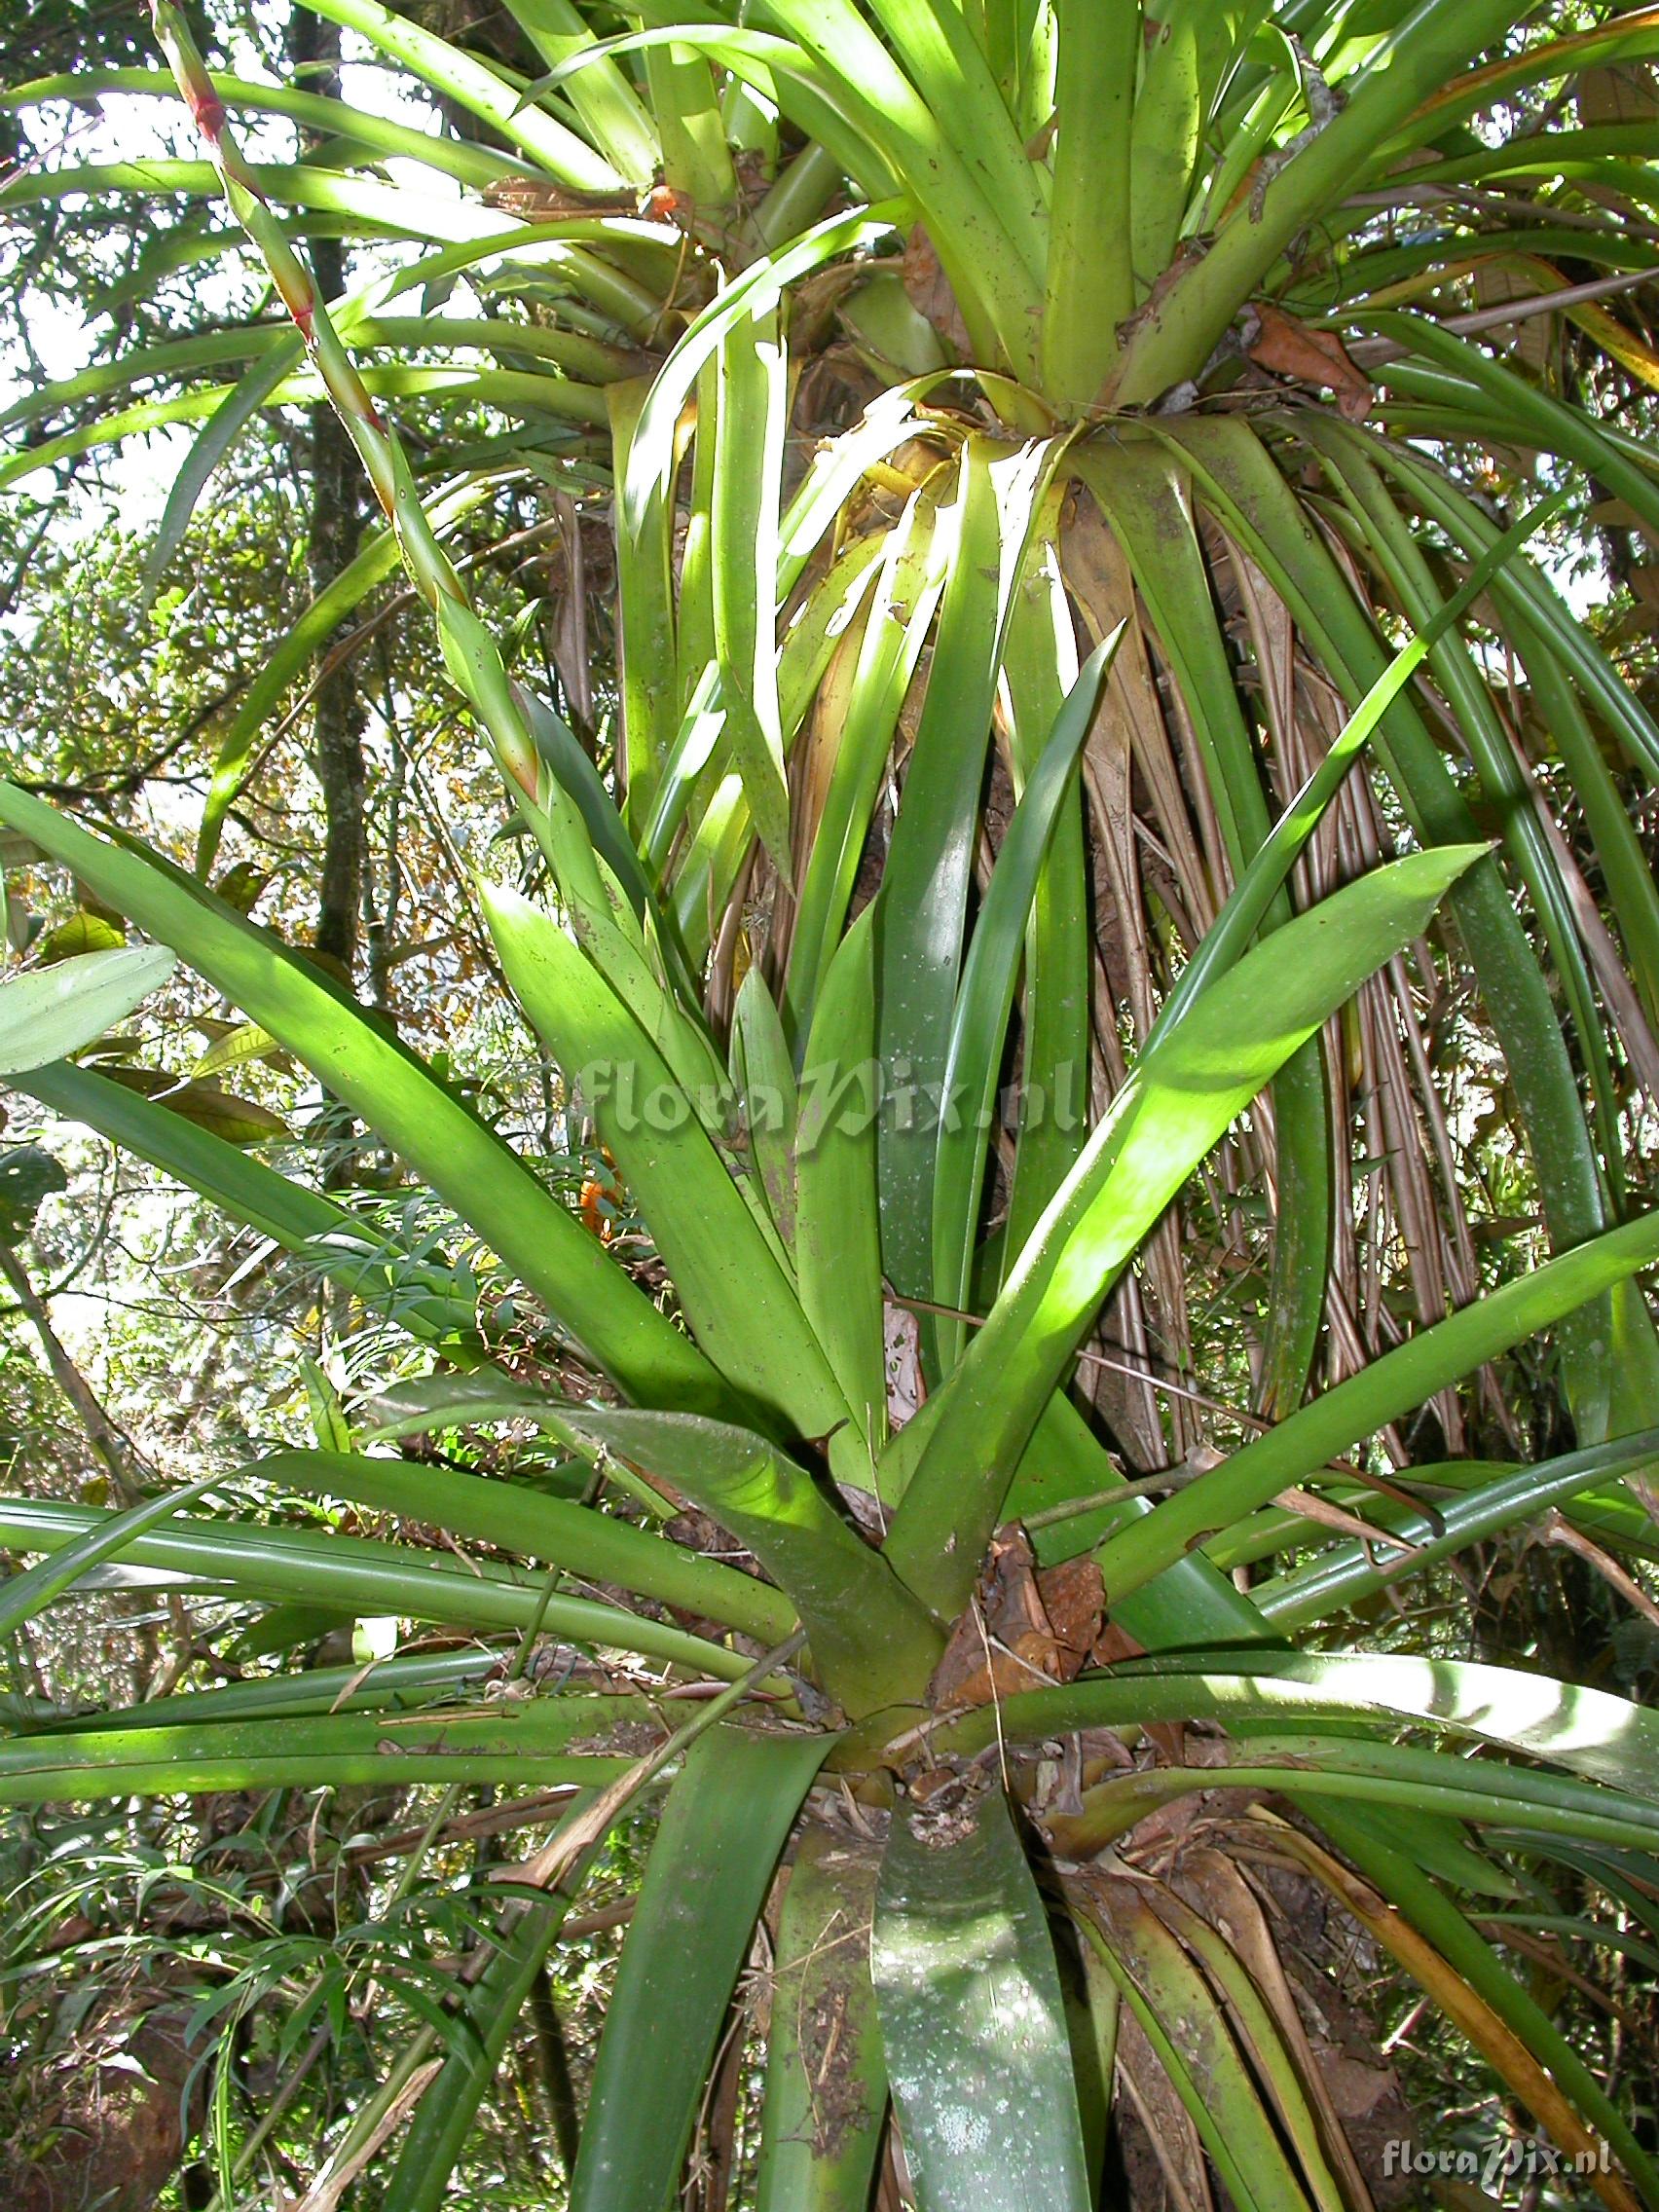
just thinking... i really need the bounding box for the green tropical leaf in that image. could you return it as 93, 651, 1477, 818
570, 1724, 830, 2212
0, 945, 175, 1075
885, 845, 1483, 1622
871, 1785, 1093, 2212
0, 785, 723, 1413
755, 1824, 886, 2212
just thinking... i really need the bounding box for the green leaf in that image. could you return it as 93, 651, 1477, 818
1041, 1, 1139, 405
876, 435, 1054, 1320
0, 1473, 223, 1642
570, 1724, 830, 2212
477, 875, 847, 1436
931, 630, 1120, 1367
299, 0, 626, 188
616, 203, 903, 804
0, 945, 176, 1075
583, 8, 1035, 367
259, 1447, 795, 1645
544, 1410, 941, 1718
795, 908, 888, 1458
2, 67, 519, 190
951, 1648, 1659, 1802
884, 845, 1483, 1623
711, 306, 792, 870
100, 1065, 291, 1146
871, 1786, 1093, 2212
52, 1647, 499, 1731
0, 1691, 647, 1807
0, 786, 723, 1413
782, 469, 952, 1042
34, 912, 126, 961
0, 1494, 748, 1679
1256, 1428, 1659, 1629
1145, 473, 1575, 1035
859, 0, 1049, 288
993, 513, 1089, 1271
731, 968, 799, 1247
1070, 1880, 1316, 2212
496, 0, 659, 183
221, 1602, 354, 1663
755, 1825, 886, 2212
1110, 0, 1528, 401
517, 684, 654, 921
1361, 310, 1659, 545
190, 1021, 279, 1081
1090, 1206, 1659, 1607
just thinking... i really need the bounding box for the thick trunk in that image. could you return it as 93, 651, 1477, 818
3, 2005, 204, 2212
289, 6, 367, 971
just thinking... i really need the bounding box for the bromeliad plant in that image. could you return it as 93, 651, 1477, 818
7, 0, 1659, 2203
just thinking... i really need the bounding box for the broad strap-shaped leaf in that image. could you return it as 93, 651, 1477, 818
0, 1473, 220, 1641
254, 1448, 795, 1645
783, 468, 952, 1042
1054, 1744, 1659, 1860
614, 201, 901, 794
730, 967, 800, 1247
570, 1722, 830, 2212
871, 1785, 1093, 2212
0, 1692, 650, 1806
876, 434, 1055, 1320
1041, 1, 1139, 407
22, 1059, 476, 1345
884, 845, 1483, 1622
0, 944, 175, 1074
1139, 466, 1577, 1037
0, 783, 724, 1414
48, 1648, 500, 1732
0, 1495, 743, 1678
931, 629, 1120, 1365
1257, 1428, 1659, 1630
711, 305, 792, 871
296, 0, 624, 185
1069, 1874, 1317, 2212
1091, 1206, 1659, 1606
1363, 311, 1659, 546
929, 1650, 1659, 1805
795, 907, 887, 1457
478, 876, 848, 1438
755, 1824, 887, 2212
496, 0, 659, 183
516, 683, 656, 922
547, 1409, 941, 1718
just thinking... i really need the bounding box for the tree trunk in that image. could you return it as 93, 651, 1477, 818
288, 6, 367, 972
3, 2005, 205, 2212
